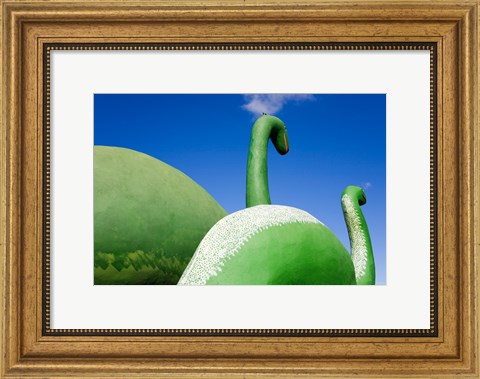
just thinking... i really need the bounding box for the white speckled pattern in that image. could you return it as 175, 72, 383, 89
341, 194, 367, 282
178, 205, 322, 285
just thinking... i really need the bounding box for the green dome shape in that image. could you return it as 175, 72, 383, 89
94, 146, 227, 285
178, 205, 356, 285
178, 114, 375, 285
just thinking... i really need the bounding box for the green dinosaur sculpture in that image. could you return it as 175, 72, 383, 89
94, 146, 227, 285
178, 114, 375, 285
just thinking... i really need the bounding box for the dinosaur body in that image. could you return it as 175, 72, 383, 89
179, 205, 356, 285
94, 146, 227, 284
179, 115, 375, 285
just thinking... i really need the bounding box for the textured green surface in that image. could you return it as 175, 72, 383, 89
94, 146, 227, 285
94, 250, 190, 285
206, 222, 356, 285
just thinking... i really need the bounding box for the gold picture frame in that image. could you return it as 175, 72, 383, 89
1, 0, 478, 377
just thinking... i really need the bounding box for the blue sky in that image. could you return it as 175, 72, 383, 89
94, 94, 386, 284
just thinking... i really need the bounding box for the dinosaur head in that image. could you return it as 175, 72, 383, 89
342, 185, 367, 206
262, 114, 289, 155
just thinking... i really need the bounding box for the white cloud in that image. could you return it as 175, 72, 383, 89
241, 94, 315, 117
362, 182, 372, 190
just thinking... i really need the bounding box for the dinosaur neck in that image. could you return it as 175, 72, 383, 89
246, 116, 288, 207
341, 193, 375, 285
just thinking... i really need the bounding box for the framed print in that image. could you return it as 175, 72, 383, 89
1, 0, 478, 378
